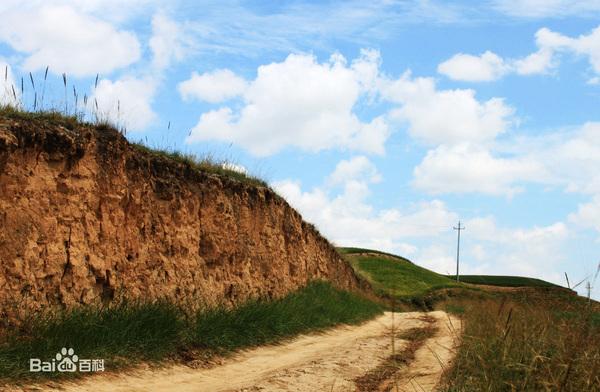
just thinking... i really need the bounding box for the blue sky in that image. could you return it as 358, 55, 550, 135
1, 0, 599, 298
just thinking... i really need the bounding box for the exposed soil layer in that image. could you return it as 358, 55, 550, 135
0, 116, 364, 324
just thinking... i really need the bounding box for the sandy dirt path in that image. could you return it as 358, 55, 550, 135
29, 311, 460, 392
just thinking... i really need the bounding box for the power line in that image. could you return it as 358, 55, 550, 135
453, 220, 465, 282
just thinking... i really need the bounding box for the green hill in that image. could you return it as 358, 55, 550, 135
338, 247, 462, 298
339, 247, 563, 299
451, 274, 560, 288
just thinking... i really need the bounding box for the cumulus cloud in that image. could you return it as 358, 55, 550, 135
437, 51, 508, 81
0, 60, 19, 107
527, 122, 600, 195
413, 143, 547, 196
150, 12, 189, 71
186, 52, 390, 156
383, 72, 515, 145
273, 157, 457, 256
569, 195, 600, 233
464, 216, 568, 279
178, 70, 248, 103
410, 121, 600, 197
90, 76, 157, 131
87, 13, 187, 132
512, 47, 556, 75
0, 5, 140, 77
536, 26, 600, 74
439, 25, 600, 82
328, 156, 381, 186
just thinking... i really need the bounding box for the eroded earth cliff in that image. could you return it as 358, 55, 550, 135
0, 114, 363, 324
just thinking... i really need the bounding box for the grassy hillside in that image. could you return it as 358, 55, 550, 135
452, 274, 560, 288
338, 247, 462, 299
340, 247, 563, 300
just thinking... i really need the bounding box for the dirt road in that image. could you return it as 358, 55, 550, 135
33, 311, 460, 392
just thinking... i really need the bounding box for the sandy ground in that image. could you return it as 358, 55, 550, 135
25, 311, 460, 392
392, 312, 462, 392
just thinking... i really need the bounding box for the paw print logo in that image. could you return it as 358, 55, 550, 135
56, 347, 78, 372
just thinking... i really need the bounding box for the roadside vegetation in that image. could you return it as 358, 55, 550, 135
439, 290, 600, 391
0, 281, 382, 383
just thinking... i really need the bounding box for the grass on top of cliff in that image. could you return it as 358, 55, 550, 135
0, 105, 268, 188
0, 281, 382, 383
129, 142, 269, 188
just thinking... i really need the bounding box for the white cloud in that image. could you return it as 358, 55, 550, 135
538, 26, 600, 74
86, 12, 188, 132
149, 12, 189, 71
587, 76, 600, 85
90, 76, 157, 132
532, 122, 600, 194
493, 0, 600, 18
439, 25, 600, 82
273, 157, 457, 256
328, 156, 381, 186
418, 244, 457, 275
437, 51, 508, 81
569, 195, 600, 233
512, 48, 555, 75
178, 70, 248, 103
0, 5, 141, 77
384, 72, 515, 145
186, 52, 390, 156
410, 121, 600, 197
413, 143, 547, 196
463, 216, 568, 279
0, 60, 19, 107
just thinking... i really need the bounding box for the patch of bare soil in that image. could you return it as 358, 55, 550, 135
24, 311, 460, 392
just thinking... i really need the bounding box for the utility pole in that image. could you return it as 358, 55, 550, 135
453, 221, 465, 282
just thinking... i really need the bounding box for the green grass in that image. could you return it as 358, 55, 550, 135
452, 274, 560, 288
0, 104, 83, 129
343, 251, 461, 299
0, 281, 382, 382
130, 142, 269, 188
190, 281, 382, 352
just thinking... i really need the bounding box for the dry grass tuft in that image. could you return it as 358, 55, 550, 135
440, 291, 600, 391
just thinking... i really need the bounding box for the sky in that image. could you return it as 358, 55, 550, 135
1, 0, 599, 299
